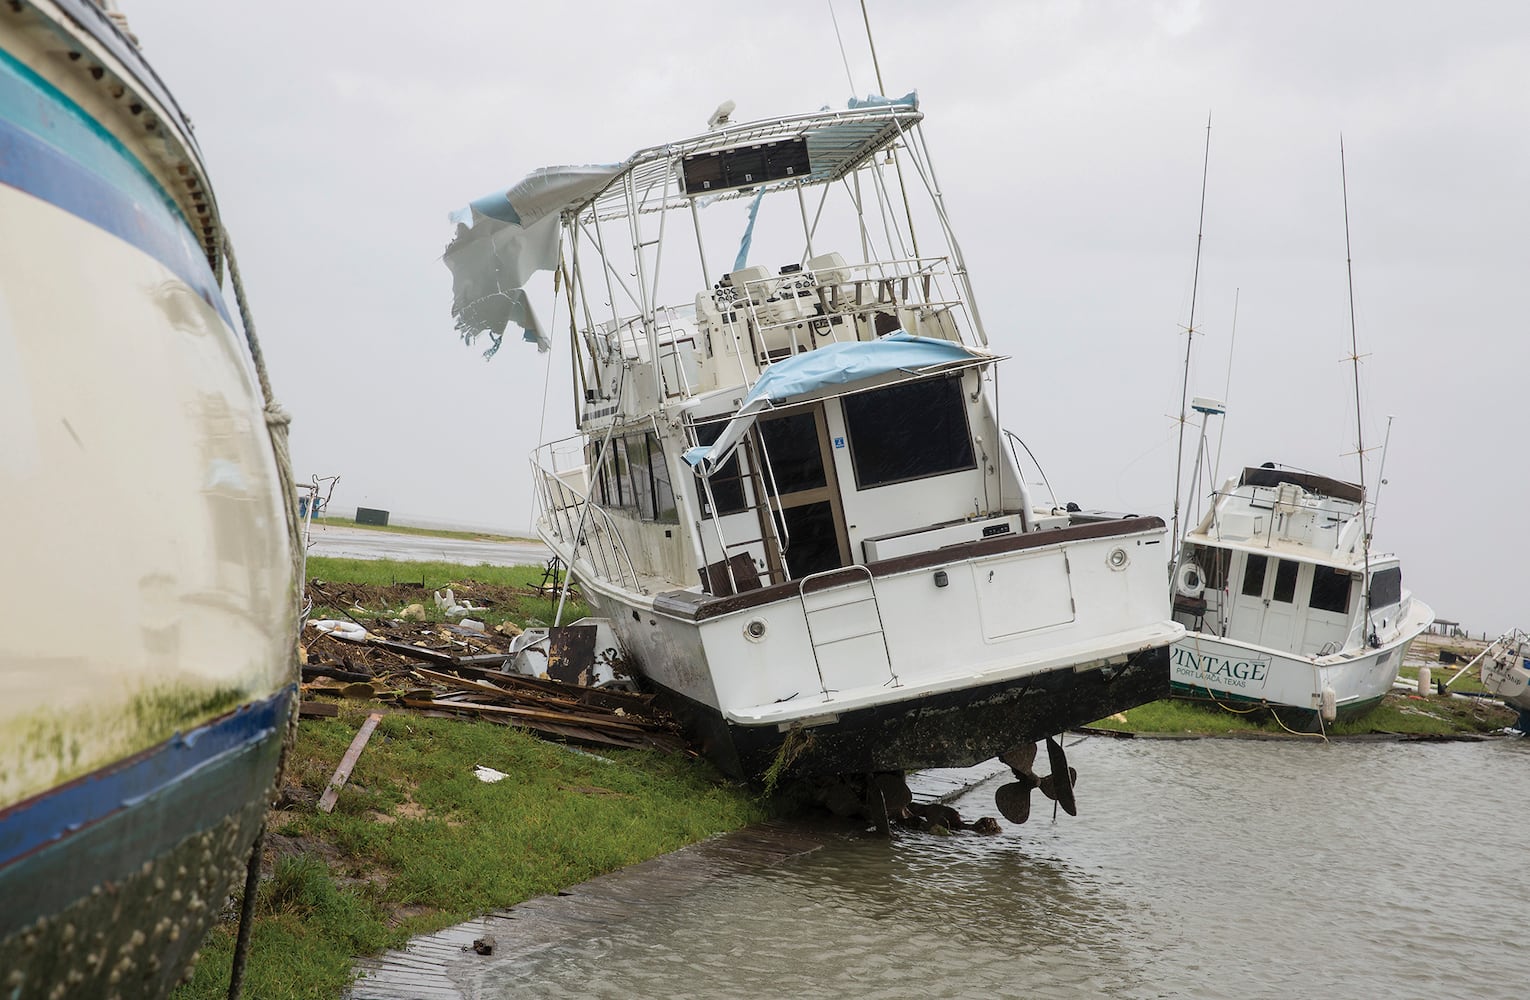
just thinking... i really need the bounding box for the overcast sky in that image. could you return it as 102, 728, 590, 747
123, 0, 1528, 635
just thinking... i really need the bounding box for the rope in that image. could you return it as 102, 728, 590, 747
222, 231, 305, 1000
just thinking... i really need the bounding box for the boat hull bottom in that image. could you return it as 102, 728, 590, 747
659, 646, 1170, 782
1169, 682, 1385, 730
0, 692, 289, 999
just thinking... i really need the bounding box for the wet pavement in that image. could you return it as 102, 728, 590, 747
304, 523, 549, 568
345, 763, 1006, 1000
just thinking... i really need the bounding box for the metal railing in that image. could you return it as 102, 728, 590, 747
531, 438, 644, 594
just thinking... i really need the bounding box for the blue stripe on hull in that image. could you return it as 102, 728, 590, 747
0, 48, 229, 323
0, 686, 292, 876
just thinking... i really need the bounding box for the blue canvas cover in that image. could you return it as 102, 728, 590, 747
683, 332, 989, 473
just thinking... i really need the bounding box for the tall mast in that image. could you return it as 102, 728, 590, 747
1340, 137, 1374, 641
1170, 113, 1213, 567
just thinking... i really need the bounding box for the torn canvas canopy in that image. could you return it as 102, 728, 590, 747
444, 164, 621, 354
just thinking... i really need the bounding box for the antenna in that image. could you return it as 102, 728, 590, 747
1170, 112, 1213, 570
856, 0, 920, 258
826, 1, 858, 94
1340, 136, 1375, 643
1211, 287, 1239, 488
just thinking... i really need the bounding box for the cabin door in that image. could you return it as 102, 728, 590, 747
757, 404, 850, 580
1258, 558, 1302, 652
1228, 552, 1302, 650
1227, 552, 1269, 642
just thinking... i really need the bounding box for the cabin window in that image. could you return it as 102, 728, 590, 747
586, 443, 610, 506
1241, 554, 1268, 598
627, 434, 655, 519
611, 438, 632, 508
843, 375, 976, 490
1272, 559, 1299, 604
692, 421, 749, 518
1369, 567, 1402, 608
1309, 565, 1352, 614
758, 411, 827, 493
648, 432, 678, 523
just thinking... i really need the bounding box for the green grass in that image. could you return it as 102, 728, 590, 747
308, 515, 534, 543
1089, 692, 1516, 738
174, 705, 770, 1000
171, 558, 763, 998
303, 556, 589, 627
305, 556, 546, 590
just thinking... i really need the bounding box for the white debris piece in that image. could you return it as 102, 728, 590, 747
308, 619, 369, 642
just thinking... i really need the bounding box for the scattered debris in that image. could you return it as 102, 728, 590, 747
318, 712, 384, 813
474, 765, 509, 783
299, 613, 684, 755
309, 619, 370, 643
471, 935, 496, 956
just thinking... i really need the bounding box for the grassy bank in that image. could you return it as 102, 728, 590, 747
1089, 691, 1516, 739
304, 556, 587, 629
173, 559, 767, 1000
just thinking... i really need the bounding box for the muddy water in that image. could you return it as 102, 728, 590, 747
492, 738, 1530, 999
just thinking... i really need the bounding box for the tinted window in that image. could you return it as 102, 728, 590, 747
627, 434, 655, 520
1310, 565, 1352, 614
648, 432, 677, 523
843, 375, 976, 489
1369, 567, 1402, 608
1241, 554, 1268, 598
692, 421, 748, 518
586, 442, 610, 505
611, 438, 632, 508
758, 411, 826, 493
1272, 559, 1299, 604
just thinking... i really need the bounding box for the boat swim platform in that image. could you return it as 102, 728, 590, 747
344, 762, 1006, 999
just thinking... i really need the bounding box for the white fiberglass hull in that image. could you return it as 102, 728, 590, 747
545, 517, 1182, 779
1, 7, 294, 994
1170, 599, 1434, 723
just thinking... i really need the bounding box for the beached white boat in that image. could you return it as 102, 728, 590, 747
1477, 630, 1530, 732
1169, 464, 1433, 726
446, 96, 1182, 818
0, 2, 298, 995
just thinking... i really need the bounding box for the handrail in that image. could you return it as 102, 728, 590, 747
530, 444, 644, 594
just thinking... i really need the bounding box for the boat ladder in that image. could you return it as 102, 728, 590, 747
798, 565, 898, 699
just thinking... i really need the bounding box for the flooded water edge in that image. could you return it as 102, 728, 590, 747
357, 738, 1530, 999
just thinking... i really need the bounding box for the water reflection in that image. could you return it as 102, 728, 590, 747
493, 738, 1530, 1000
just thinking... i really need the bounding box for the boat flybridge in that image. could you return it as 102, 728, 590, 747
447, 96, 1183, 823
1170, 463, 1433, 727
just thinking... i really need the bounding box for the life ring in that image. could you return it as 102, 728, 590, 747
1175, 561, 1206, 599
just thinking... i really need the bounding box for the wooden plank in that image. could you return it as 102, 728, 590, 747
318, 712, 383, 813
399, 698, 651, 734
298, 700, 340, 719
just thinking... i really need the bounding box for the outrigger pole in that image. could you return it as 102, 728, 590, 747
1340, 137, 1376, 643
1170, 113, 1213, 576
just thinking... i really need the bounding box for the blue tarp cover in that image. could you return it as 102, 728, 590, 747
683, 332, 986, 472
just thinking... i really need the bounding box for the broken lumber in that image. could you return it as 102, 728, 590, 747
317, 712, 383, 813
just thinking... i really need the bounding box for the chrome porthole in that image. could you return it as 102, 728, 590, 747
744, 618, 768, 642
1107, 547, 1130, 571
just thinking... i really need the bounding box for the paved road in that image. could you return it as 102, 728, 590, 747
305, 523, 550, 567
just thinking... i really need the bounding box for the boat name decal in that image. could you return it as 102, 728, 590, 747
1170, 645, 1271, 689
